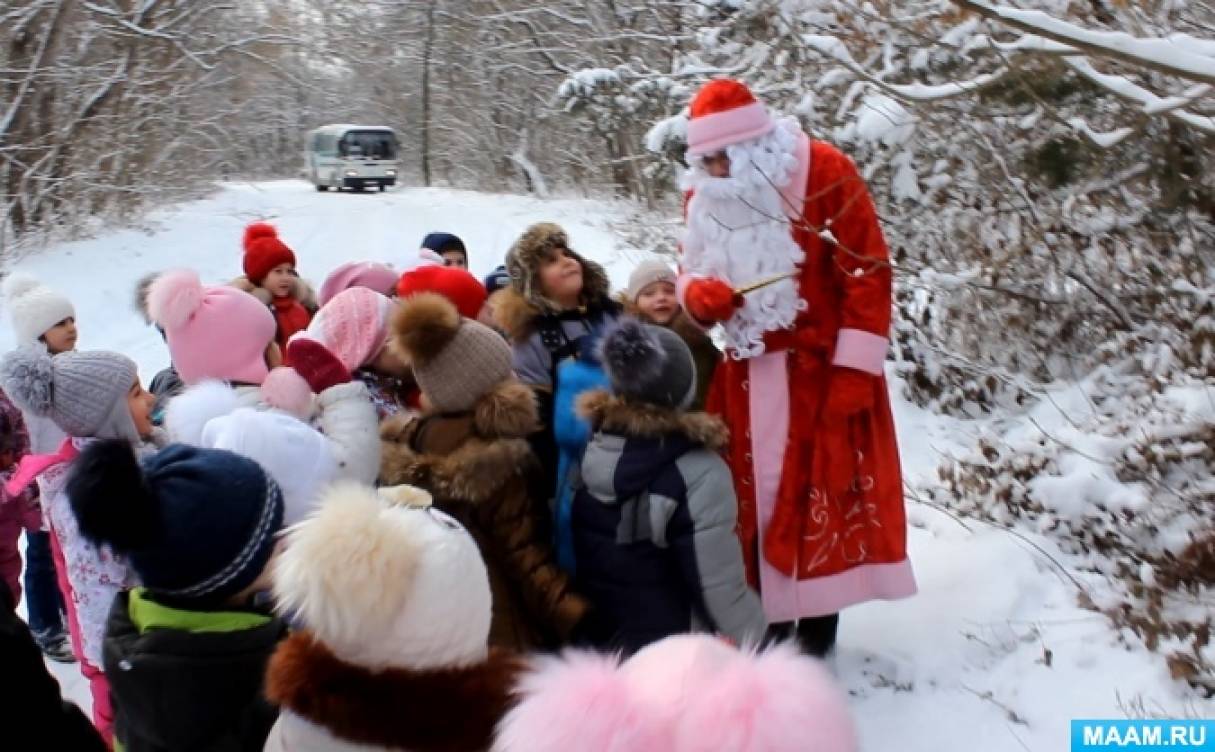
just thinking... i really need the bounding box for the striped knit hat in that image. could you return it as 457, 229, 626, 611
67, 441, 285, 606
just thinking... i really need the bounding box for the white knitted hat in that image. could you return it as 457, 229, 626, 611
626, 260, 677, 302
200, 407, 338, 527
3, 274, 75, 345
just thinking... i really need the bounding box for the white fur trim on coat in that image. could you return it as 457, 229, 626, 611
681, 118, 808, 359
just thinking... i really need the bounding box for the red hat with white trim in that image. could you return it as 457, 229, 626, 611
685, 79, 776, 157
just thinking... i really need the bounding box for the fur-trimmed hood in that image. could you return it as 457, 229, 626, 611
379, 380, 539, 501
491, 287, 621, 345
267, 631, 525, 752
494, 222, 614, 342
576, 389, 728, 450
229, 275, 318, 312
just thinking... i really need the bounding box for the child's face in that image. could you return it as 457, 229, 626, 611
40, 317, 78, 354
263, 264, 295, 299
127, 380, 156, 439
371, 342, 409, 377
538, 248, 584, 307
441, 250, 467, 270
636, 281, 679, 326
0, 448, 16, 473
702, 150, 731, 178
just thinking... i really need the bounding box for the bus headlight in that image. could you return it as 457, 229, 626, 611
386, 169, 397, 176
345, 170, 358, 177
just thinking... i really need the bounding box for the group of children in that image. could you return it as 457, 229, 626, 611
0, 221, 857, 751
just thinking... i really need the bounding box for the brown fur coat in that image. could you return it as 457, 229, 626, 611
380, 381, 589, 649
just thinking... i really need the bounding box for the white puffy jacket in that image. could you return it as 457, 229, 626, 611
165, 380, 380, 519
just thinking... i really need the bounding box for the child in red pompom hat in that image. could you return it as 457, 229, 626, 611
234, 222, 316, 349
395, 264, 486, 320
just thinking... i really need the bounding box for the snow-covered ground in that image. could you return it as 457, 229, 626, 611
4, 180, 1205, 749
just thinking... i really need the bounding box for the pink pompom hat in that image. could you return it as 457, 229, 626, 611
146, 269, 278, 386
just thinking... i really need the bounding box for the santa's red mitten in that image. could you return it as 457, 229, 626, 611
684, 277, 743, 325
285, 337, 351, 393
820, 367, 874, 425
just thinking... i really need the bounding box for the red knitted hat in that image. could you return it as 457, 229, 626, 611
242, 222, 297, 285
686, 79, 775, 157
395, 265, 487, 319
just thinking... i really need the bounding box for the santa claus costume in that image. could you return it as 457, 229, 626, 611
678, 79, 916, 655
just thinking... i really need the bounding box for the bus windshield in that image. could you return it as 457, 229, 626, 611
339, 130, 397, 159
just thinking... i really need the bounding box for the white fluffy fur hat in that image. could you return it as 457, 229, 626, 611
2, 274, 75, 345
272, 482, 493, 672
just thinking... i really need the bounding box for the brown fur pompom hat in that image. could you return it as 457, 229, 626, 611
505, 223, 612, 313
390, 293, 513, 412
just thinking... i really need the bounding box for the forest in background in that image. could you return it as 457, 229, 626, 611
3, 0, 1213, 693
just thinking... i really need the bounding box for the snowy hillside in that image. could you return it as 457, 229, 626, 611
6, 182, 1208, 750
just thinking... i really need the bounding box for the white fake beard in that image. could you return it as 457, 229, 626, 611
682, 117, 806, 359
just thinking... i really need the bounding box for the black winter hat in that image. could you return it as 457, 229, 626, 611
421, 232, 467, 260
598, 319, 696, 409
67, 441, 284, 606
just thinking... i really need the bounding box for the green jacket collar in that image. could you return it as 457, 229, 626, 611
128, 588, 272, 635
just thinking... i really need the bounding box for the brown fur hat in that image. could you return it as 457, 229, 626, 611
505, 222, 612, 314
390, 293, 513, 413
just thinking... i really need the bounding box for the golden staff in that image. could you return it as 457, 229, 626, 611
733, 270, 799, 296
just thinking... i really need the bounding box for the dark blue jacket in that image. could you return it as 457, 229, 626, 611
572, 391, 765, 654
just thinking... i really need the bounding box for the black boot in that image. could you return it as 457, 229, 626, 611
766, 613, 839, 658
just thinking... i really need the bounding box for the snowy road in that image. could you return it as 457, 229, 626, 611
6, 181, 1203, 750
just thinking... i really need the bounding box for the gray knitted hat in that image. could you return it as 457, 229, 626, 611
598, 319, 696, 409
0, 345, 141, 441
390, 293, 513, 413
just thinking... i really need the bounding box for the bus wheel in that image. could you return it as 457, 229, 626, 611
378, 184, 386, 192
316, 185, 328, 192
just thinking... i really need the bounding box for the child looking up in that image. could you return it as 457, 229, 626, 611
493, 223, 621, 548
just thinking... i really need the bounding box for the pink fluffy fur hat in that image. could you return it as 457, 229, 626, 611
493, 634, 857, 752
